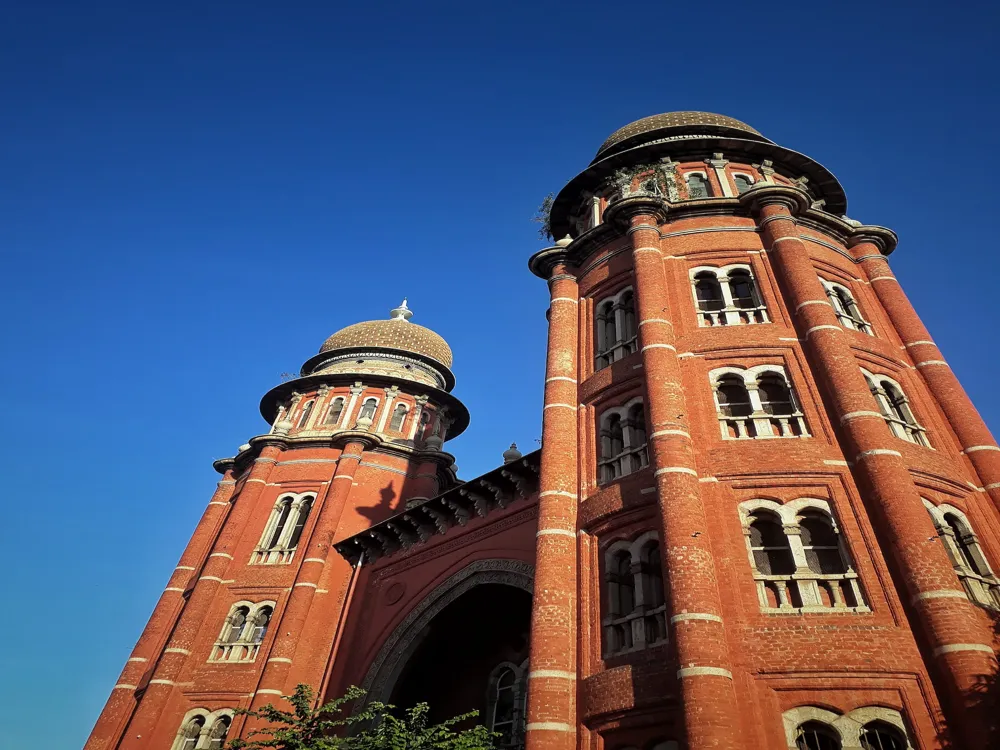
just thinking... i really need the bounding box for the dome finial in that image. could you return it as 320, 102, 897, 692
390, 298, 413, 322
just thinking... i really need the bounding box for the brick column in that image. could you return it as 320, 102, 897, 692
607, 197, 743, 750
525, 243, 579, 750
851, 228, 1000, 515
245, 440, 368, 708
85, 471, 237, 750
119, 446, 282, 749
742, 185, 996, 748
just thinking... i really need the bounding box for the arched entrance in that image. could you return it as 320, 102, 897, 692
358, 560, 533, 747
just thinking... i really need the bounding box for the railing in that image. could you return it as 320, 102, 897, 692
209, 641, 261, 663
598, 445, 649, 484
250, 546, 297, 565
698, 304, 769, 327
718, 410, 808, 440
882, 415, 929, 446
753, 571, 867, 613
602, 603, 668, 656
958, 570, 1000, 611
595, 336, 638, 370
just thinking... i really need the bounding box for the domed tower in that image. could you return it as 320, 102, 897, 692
86, 302, 469, 750
526, 113, 1000, 750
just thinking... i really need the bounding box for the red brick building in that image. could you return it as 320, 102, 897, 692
87, 113, 1000, 750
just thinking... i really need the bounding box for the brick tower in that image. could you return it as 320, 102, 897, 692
88, 114, 1000, 750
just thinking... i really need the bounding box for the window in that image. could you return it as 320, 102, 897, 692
602, 533, 667, 656
860, 722, 907, 750
822, 279, 872, 334
863, 372, 929, 446
389, 403, 408, 432
179, 716, 204, 750
733, 174, 754, 194
598, 400, 649, 483
252, 493, 316, 565
172, 712, 234, 750
710, 367, 807, 439
594, 287, 638, 369
924, 501, 1000, 610
296, 400, 314, 429
685, 172, 711, 198
740, 499, 865, 612
324, 397, 345, 426
487, 661, 527, 750
359, 398, 378, 421
211, 601, 276, 662
690, 265, 767, 326
795, 722, 841, 750
207, 716, 231, 750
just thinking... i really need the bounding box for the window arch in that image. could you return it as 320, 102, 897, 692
710, 366, 807, 440
733, 173, 754, 194
602, 532, 667, 656
689, 265, 767, 326
296, 400, 315, 429
178, 715, 204, 750
685, 172, 711, 198
358, 397, 378, 421
860, 722, 907, 750
211, 601, 276, 662
821, 279, 872, 334
781, 706, 913, 750
740, 499, 865, 612
207, 716, 231, 750
252, 492, 316, 565
795, 722, 841, 750
171, 710, 234, 750
598, 399, 649, 483
924, 500, 1000, 609
324, 396, 346, 426
594, 287, 638, 369
486, 661, 527, 750
862, 371, 928, 446
389, 403, 408, 432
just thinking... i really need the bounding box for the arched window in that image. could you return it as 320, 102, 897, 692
945, 514, 986, 576
389, 403, 408, 432
926, 502, 1000, 610
224, 606, 250, 644
599, 403, 648, 483
490, 667, 518, 745
359, 398, 378, 420
179, 716, 205, 750
860, 722, 907, 750
603, 534, 666, 656
727, 269, 759, 310
757, 372, 795, 416
594, 289, 638, 369
694, 271, 725, 313
265, 499, 293, 550
625, 403, 648, 470
866, 374, 928, 446
715, 374, 755, 439
286, 498, 312, 550
207, 716, 231, 750
712, 368, 807, 439
250, 606, 272, 644
799, 511, 847, 575
609, 550, 635, 616
733, 174, 754, 194
296, 400, 314, 429
823, 280, 872, 334
748, 512, 795, 576
795, 722, 841, 750
324, 397, 345, 425
640, 541, 666, 644
254, 493, 315, 565
691, 266, 767, 326
685, 172, 710, 198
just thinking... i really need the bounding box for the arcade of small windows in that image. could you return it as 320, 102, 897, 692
358, 397, 379, 422
821, 278, 872, 334
388, 402, 409, 432
486, 660, 527, 750
784, 706, 913, 750
210, 600, 274, 663
324, 396, 346, 426
594, 287, 638, 369
598, 399, 648, 484
251, 492, 315, 565
684, 171, 712, 198
710, 366, 808, 439
732, 173, 755, 194
690, 264, 768, 326
739, 499, 866, 613
924, 500, 1000, 610
861, 370, 929, 446
603, 532, 667, 656
172, 710, 232, 750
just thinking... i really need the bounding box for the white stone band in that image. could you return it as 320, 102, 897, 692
840, 411, 884, 424
677, 667, 733, 679
655, 467, 698, 477
536, 529, 576, 539
963, 445, 1000, 454
933, 643, 995, 656
913, 589, 968, 603
527, 723, 576, 733
651, 429, 691, 439
805, 324, 841, 337
856, 449, 902, 459
641, 343, 677, 352
915, 360, 948, 368
528, 670, 576, 680
671, 613, 723, 624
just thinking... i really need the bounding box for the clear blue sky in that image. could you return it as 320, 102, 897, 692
1, 2, 997, 747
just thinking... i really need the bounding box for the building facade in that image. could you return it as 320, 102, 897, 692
87, 113, 1000, 750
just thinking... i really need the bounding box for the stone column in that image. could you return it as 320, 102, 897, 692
851, 228, 1000, 516
118, 446, 282, 749
525, 242, 579, 750
742, 184, 996, 749
607, 197, 743, 750
85, 471, 237, 750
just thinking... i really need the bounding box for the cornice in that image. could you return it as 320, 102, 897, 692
737, 182, 813, 216
601, 194, 669, 231
848, 225, 898, 256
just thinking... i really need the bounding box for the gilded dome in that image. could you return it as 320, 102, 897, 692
595, 111, 763, 160
319, 301, 453, 368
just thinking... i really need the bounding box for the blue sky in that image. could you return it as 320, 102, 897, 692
1, 1, 998, 747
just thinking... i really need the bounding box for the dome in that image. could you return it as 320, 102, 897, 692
319, 301, 453, 368
595, 111, 764, 161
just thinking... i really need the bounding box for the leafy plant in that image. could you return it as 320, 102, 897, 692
532, 193, 555, 240
228, 684, 497, 750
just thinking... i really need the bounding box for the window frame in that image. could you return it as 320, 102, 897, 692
689, 264, 768, 326
862, 370, 929, 446
709, 365, 808, 440
210, 601, 277, 663
593, 286, 638, 370
820, 278, 873, 335
923, 499, 1000, 610
597, 398, 649, 484
252, 492, 317, 565
601, 531, 667, 657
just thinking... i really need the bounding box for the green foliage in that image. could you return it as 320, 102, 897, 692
228, 684, 497, 750
532, 193, 555, 240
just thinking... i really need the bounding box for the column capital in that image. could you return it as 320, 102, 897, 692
738, 183, 812, 216
602, 194, 668, 230
848, 225, 898, 256
331, 430, 381, 450
528, 239, 577, 281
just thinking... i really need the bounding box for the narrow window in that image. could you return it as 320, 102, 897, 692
490, 667, 518, 746
748, 512, 795, 576
389, 403, 408, 432
871, 378, 927, 445
296, 400, 314, 429
860, 722, 906, 750
795, 722, 841, 750
686, 173, 710, 198
758, 373, 794, 416
179, 716, 205, 750
325, 397, 345, 425
266, 499, 293, 550
733, 174, 754, 193
225, 606, 250, 643
626, 403, 649, 471
640, 541, 666, 644
600, 413, 625, 483
359, 398, 378, 420
620, 291, 637, 354
799, 512, 847, 574
207, 716, 231, 750
717, 375, 753, 418
287, 499, 312, 550
727, 269, 759, 310
944, 514, 987, 576
250, 606, 272, 644
610, 550, 635, 616
694, 272, 725, 312
826, 282, 872, 334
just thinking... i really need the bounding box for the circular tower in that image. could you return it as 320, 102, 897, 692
526, 113, 1000, 750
